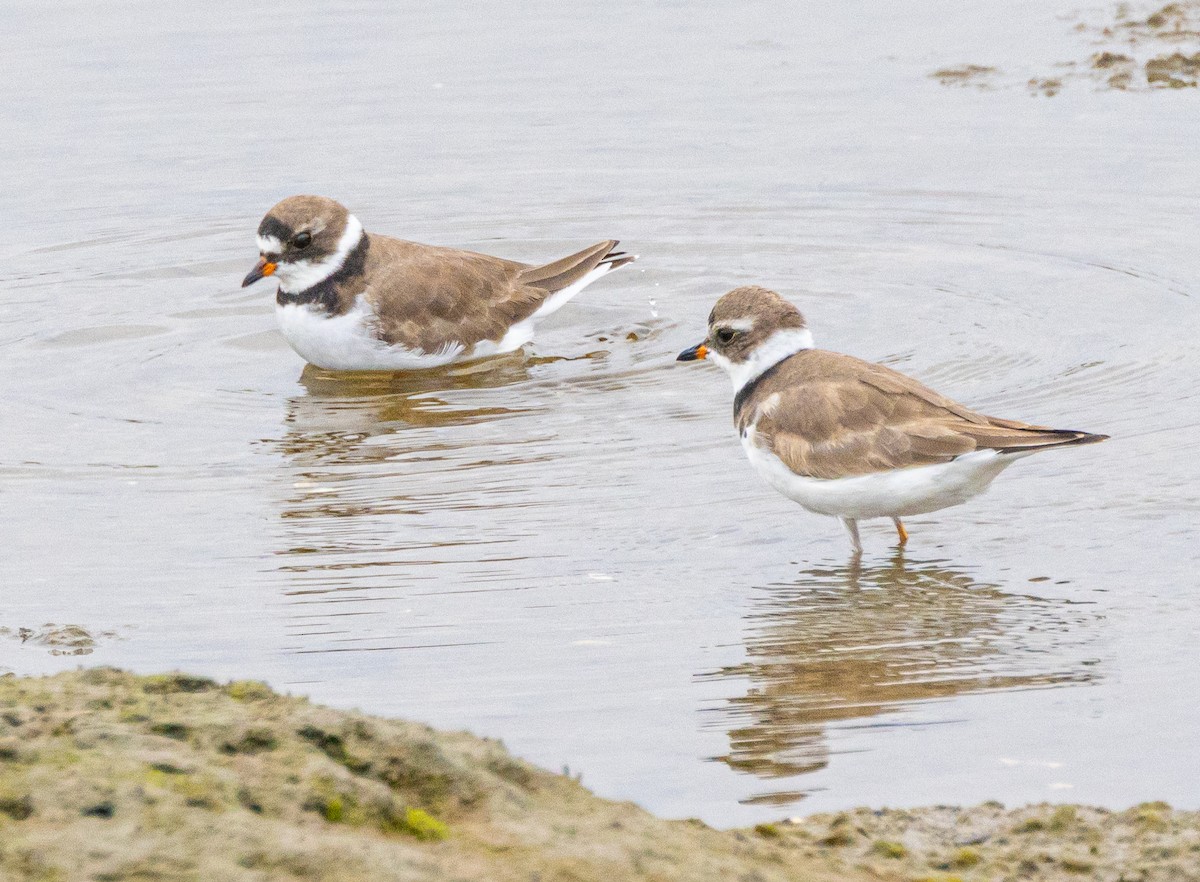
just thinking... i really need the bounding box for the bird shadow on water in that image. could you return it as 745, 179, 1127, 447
699, 550, 1102, 806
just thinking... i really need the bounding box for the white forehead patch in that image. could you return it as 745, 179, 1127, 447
723, 317, 756, 332
257, 234, 283, 255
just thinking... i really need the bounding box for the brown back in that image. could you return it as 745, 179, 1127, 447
331, 237, 623, 354
739, 350, 1107, 479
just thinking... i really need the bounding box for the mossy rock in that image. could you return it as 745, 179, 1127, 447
0, 670, 1196, 882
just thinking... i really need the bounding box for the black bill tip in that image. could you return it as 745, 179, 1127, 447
242, 257, 276, 288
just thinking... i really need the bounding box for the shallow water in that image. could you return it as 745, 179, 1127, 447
2, 0, 1199, 826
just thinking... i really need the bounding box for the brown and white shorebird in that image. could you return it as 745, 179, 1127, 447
677, 286, 1108, 553
241, 195, 636, 370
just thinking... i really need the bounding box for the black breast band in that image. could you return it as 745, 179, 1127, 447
732, 352, 807, 419
277, 233, 371, 314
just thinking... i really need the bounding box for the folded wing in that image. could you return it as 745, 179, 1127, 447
744, 351, 1107, 480
367, 238, 632, 354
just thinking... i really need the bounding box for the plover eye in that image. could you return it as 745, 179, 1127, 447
291, 231, 312, 249
715, 327, 736, 345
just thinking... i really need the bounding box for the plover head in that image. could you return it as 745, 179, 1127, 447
242, 195, 365, 294
677, 286, 814, 390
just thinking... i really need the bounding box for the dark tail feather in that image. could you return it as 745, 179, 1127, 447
518, 239, 636, 293
993, 428, 1109, 455
599, 247, 637, 271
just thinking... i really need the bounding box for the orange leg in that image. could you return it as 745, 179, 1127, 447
892, 517, 909, 547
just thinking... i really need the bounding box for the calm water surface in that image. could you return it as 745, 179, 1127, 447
2, 1, 1198, 825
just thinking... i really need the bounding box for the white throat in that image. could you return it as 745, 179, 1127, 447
271, 214, 365, 295
710, 327, 814, 392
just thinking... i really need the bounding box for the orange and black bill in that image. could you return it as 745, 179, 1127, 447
241, 257, 278, 287
677, 342, 708, 361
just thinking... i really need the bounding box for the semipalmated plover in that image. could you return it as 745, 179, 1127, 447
242, 195, 636, 370
677, 286, 1107, 553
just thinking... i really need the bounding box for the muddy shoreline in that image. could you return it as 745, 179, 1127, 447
1, 669, 1196, 881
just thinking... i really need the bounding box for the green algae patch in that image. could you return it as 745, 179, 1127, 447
871, 839, 907, 858
322, 795, 345, 823
400, 807, 449, 841
949, 846, 982, 868
815, 813, 857, 847
1132, 802, 1171, 832
1015, 816, 1047, 833
1049, 804, 1078, 831
225, 680, 274, 702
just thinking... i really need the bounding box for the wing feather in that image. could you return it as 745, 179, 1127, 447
741, 351, 1105, 479
362, 237, 623, 353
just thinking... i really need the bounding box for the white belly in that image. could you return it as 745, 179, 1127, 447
741, 427, 1024, 520
273, 264, 614, 371
275, 299, 466, 371
479, 263, 617, 354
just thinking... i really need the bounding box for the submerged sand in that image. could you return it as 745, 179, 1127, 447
932, 1, 1200, 93
1, 669, 1197, 881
